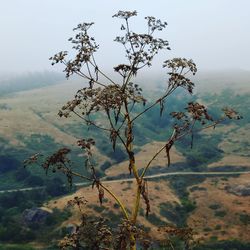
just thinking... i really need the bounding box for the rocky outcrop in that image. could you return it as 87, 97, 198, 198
23, 207, 52, 224
225, 184, 250, 196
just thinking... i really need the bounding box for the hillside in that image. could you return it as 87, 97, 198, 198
0, 71, 249, 249
0, 72, 64, 96
46, 173, 250, 244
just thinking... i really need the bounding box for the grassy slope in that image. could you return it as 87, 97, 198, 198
0, 71, 249, 247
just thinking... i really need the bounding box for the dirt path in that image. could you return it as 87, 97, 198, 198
1, 170, 250, 194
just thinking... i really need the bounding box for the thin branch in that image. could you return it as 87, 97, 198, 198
140, 117, 228, 179
99, 182, 129, 220
68, 169, 129, 219
78, 69, 107, 87
131, 86, 175, 122
72, 111, 111, 132
125, 18, 135, 55
140, 128, 177, 179
106, 109, 129, 153
86, 62, 93, 80
89, 59, 117, 86
64, 155, 93, 182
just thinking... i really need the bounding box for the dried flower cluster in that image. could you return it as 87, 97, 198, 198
113, 11, 169, 71
23, 153, 42, 167
145, 16, 168, 33
164, 58, 197, 94
59, 216, 113, 250
77, 138, 95, 155
222, 107, 242, 120
50, 22, 99, 79
157, 226, 196, 249
112, 10, 137, 20
42, 148, 71, 173
114, 219, 151, 250
67, 196, 88, 213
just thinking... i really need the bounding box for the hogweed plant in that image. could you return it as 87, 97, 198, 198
25, 11, 241, 250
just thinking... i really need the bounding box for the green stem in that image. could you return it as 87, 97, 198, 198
70, 170, 129, 220
100, 183, 129, 220
131, 185, 141, 224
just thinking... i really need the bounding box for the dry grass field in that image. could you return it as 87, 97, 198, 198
45, 173, 250, 242
105, 141, 185, 177
0, 80, 83, 146
208, 155, 250, 169
47, 178, 180, 240
188, 173, 250, 242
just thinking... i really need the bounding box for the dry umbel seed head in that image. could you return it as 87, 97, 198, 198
222, 107, 242, 120
112, 10, 137, 19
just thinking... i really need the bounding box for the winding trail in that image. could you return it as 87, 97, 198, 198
1, 171, 250, 194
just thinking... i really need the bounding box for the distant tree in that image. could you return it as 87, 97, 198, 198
45, 178, 68, 197
0, 156, 20, 173
25, 175, 44, 187
25, 10, 241, 250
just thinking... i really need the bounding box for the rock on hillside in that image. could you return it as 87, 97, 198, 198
22, 207, 52, 224
225, 184, 250, 196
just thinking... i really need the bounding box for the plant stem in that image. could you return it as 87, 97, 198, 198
130, 233, 137, 250
131, 185, 141, 224
69, 170, 129, 220
100, 183, 129, 220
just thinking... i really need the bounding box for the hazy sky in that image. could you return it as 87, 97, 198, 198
1, 0, 250, 74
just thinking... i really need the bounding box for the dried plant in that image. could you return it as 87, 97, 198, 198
25, 10, 241, 250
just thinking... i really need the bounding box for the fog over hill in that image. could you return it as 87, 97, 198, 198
0, 71, 64, 96
0, 69, 249, 98
195, 70, 250, 93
